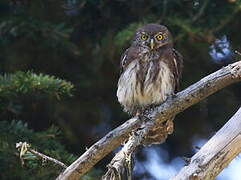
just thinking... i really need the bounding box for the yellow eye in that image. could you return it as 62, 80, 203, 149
141, 34, 148, 40
156, 34, 163, 41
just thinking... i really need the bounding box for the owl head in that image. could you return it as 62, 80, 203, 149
133, 24, 173, 50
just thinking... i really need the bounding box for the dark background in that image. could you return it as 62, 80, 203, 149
0, 0, 241, 179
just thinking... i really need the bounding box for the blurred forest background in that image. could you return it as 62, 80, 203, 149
0, 0, 241, 180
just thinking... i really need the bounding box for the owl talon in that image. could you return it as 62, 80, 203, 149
138, 115, 150, 123
143, 105, 155, 115
135, 109, 150, 122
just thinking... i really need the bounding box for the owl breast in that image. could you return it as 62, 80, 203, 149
117, 59, 174, 115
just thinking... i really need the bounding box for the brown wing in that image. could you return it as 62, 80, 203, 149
120, 46, 140, 74
172, 48, 183, 92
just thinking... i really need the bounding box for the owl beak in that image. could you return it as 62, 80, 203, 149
150, 38, 154, 50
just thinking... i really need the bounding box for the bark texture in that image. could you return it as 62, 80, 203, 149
171, 107, 241, 180
102, 121, 154, 180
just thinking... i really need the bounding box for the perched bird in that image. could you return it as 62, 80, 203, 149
117, 24, 183, 144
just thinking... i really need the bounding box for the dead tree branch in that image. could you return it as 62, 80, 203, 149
56, 60, 241, 180
56, 117, 142, 180
171, 107, 241, 180
16, 142, 67, 169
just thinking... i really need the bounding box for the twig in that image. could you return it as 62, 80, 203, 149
28, 149, 67, 169
16, 142, 67, 169
171, 107, 241, 180
56, 60, 241, 180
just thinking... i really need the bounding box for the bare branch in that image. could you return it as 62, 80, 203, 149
56, 117, 142, 180
16, 142, 67, 169
56, 60, 241, 180
171, 107, 241, 180
28, 149, 67, 169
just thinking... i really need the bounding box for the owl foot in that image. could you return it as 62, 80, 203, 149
142, 105, 156, 116
135, 109, 150, 122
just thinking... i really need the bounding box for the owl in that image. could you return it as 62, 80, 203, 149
117, 24, 183, 144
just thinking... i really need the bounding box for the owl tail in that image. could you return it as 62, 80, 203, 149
142, 117, 174, 145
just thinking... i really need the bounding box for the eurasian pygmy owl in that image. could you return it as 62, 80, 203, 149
117, 24, 183, 144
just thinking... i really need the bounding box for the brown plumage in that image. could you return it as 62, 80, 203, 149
117, 24, 183, 144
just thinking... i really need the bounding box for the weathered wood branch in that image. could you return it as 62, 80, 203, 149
28, 148, 68, 169
56, 60, 241, 180
16, 142, 67, 169
56, 117, 142, 180
102, 116, 175, 180
171, 107, 241, 180
102, 121, 154, 180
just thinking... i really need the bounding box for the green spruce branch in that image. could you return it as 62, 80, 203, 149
0, 71, 74, 99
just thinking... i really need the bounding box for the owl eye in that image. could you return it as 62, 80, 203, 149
141, 34, 148, 40
155, 34, 164, 41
